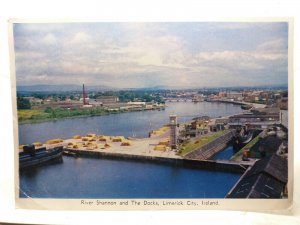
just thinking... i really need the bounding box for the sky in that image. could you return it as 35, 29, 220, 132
13, 22, 289, 89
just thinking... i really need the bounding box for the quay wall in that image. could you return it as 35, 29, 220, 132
184, 130, 236, 160
65, 148, 247, 173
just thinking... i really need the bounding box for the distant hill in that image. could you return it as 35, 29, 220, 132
17, 83, 288, 93
17, 84, 116, 93
17, 85, 82, 92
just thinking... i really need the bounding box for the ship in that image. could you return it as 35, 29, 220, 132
19, 145, 63, 170
63, 150, 78, 157
241, 104, 253, 110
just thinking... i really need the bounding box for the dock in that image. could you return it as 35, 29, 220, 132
31, 127, 253, 173
63, 147, 251, 173
207, 99, 266, 109
19, 121, 259, 174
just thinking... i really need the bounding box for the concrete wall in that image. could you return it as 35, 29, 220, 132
184, 130, 235, 160
65, 147, 247, 173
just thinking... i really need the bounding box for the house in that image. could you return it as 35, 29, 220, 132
96, 96, 119, 104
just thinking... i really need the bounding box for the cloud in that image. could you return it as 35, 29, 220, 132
42, 33, 57, 45
256, 38, 287, 52
70, 32, 91, 44
13, 22, 288, 88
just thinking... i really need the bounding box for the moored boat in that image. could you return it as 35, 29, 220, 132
19, 145, 63, 170
63, 150, 78, 157
241, 104, 253, 110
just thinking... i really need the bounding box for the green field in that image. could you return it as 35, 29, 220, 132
18, 107, 109, 123
18, 109, 50, 122
179, 130, 228, 156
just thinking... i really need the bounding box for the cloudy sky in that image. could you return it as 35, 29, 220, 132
13, 22, 288, 88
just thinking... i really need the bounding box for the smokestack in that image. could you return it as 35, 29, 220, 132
82, 84, 87, 105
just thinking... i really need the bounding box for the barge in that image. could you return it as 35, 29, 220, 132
63, 150, 78, 157
241, 104, 253, 110
19, 145, 63, 170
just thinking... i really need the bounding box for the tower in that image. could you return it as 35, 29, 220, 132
82, 84, 87, 105
169, 115, 177, 150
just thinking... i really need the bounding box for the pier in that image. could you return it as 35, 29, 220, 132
35, 127, 253, 174
64, 147, 251, 173
206, 99, 266, 109
22, 120, 258, 174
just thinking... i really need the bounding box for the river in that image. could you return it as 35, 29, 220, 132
19, 101, 244, 198
19, 101, 243, 144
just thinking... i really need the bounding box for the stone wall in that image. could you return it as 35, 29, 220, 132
184, 130, 235, 160
65, 146, 247, 173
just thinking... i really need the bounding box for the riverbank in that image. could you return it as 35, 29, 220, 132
18, 106, 165, 124
18, 109, 111, 124
18, 101, 245, 146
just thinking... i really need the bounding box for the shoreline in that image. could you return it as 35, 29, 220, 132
18, 100, 249, 125
18, 112, 112, 125
18, 106, 165, 125
207, 99, 266, 108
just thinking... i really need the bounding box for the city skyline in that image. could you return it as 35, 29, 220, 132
14, 22, 288, 88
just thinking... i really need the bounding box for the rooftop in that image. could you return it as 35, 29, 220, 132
251, 135, 283, 154
226, 154, 288, 198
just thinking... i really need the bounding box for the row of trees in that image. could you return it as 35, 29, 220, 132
93, 90, 165, 103
17, 97, 31, 109
17, 90, 166, 106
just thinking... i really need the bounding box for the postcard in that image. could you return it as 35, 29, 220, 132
9, 19, 293, 211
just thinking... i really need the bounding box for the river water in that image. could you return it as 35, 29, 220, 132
19, 101, 243, 144
20, 157, 240, 198
19, 101, 244, 198
210, 145, 235, 160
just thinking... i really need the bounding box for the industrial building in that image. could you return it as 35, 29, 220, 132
226, 154, 288, 198
228, 107, 280, 128
226, 92, 243, 101
96, 96, 119, 104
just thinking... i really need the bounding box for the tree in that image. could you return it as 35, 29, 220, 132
44, 107, 53, 113
17, 97, 31, 109
59, 95, 66, 101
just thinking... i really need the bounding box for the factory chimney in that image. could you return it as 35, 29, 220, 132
82, 84, 87, 105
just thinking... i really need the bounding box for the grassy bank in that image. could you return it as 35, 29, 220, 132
230, 134, 261, 161
179, 130, 228, 156
18, 109, 50, 122
18, 108, 112, 124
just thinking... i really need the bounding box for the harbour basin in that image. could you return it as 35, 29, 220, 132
20, 156, 241, 198
19, 102, 243, 198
